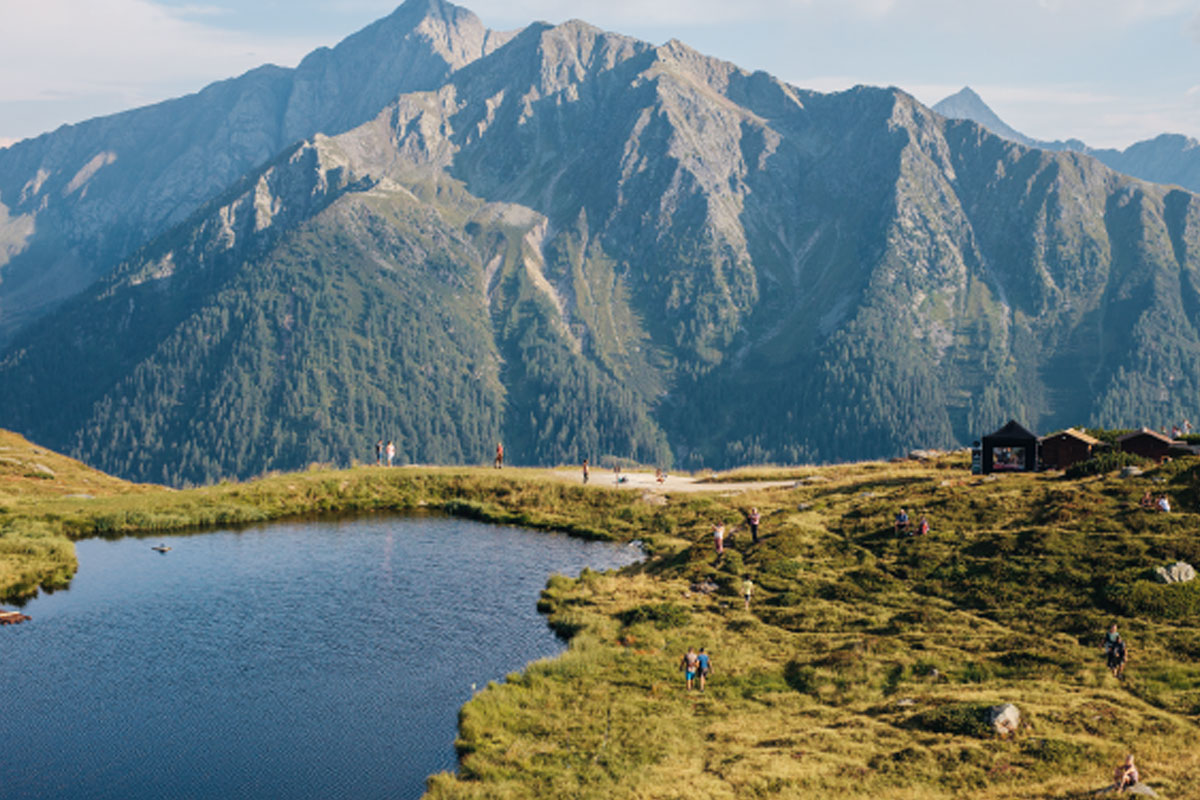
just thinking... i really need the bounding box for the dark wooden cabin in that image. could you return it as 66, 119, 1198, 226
982, 420, 1039, 474
1118, 428, 1181, 461
1039, 428, 1102, 470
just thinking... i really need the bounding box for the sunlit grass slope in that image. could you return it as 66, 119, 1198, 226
428, 456, 1200, 799
3, 432, 1199, 798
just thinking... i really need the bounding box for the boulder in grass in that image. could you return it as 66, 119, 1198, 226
1154, 561, 1196, 584
988, 703, 1020, 736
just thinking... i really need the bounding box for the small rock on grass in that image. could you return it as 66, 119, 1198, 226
988, 703, 1020, 736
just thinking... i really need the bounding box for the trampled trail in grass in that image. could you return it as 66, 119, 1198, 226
3, 435, 1200, 797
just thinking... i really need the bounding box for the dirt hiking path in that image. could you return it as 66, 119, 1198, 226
549, 469, 794, 494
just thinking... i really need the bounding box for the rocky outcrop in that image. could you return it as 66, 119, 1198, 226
1154, 562, 1196, 584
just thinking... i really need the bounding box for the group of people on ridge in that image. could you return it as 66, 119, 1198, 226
712, 508, 764, 557
894, 507, 930, 536
374, 440, 397, 466
1138, 491, 1171, 513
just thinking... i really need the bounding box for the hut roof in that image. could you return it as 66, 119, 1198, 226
985, 420, 1038, 440
1117, 428, 1178, 445
1040, 427, 1101, 446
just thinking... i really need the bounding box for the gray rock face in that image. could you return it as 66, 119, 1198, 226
6, 8, 1200, 483
0, 0, 510, 343
988, 703, 1020, 736
1121, 467, 1145, 478
1154, 562, 1196, 584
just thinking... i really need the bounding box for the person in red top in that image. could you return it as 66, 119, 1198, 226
494, 442, 504, 469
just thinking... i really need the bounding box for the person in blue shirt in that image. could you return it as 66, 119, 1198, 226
697, 648, 712, 692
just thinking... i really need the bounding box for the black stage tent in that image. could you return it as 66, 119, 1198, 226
982, 420, 1039, 474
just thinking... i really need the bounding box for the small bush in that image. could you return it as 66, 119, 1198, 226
1065, 451, 1149, 479
783, 660, 819, 694
1109, 579, 1200, 620
1021, 738, 1095, 771
616, 602, 691, 629
908, 702, 995, 738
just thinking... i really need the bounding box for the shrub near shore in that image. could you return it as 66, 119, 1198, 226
3, 432, 1200, 797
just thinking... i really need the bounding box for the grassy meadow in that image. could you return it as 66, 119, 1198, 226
3, 430, 1200, 798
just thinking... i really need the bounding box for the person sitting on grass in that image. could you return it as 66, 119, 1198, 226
917, 515, 930, 536
1113, 753, 1139, 792
1157, 494, 1171, 513
894, 508, 910, 536
1140, 490, 1155, 510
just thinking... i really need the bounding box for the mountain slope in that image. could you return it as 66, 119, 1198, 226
0, 0, 512, 343
933, 86, 1200, 193
4, 15, 1200, 484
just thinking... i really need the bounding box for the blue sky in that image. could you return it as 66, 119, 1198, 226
1, 0, 1197, 149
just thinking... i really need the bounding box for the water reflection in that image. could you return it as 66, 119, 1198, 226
0, 516, 640, 800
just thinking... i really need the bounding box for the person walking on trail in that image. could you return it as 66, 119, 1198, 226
1113, 753, 1139, 792
1108, 634, 1128, 679
385, 440, 396, 467
742, 577, 754, 610
375, 439, 383, 466
713, 522, 726, 557
748, 507, 761, 544
681, 647, 700, 690
1102, 623, 1121, 655
494, 442, 504, 469
582, 458, 589, 484
697, 648, 712, 692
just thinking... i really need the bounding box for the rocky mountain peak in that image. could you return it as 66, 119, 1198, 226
932, 86, 1034, 147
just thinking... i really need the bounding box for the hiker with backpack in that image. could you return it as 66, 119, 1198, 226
1107, 634, 1128, 679
681, 647, 700, 690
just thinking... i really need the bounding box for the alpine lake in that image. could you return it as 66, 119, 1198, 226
1, 515, 642, 799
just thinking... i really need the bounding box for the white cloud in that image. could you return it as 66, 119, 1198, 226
466, 0, 1189, 28
0, 0, 317, 127
464, 0, 907, 28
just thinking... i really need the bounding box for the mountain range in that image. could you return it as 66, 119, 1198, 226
933, 86, 1200, 194
2, 0, 1200, 485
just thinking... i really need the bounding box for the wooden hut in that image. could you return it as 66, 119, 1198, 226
1039, 428, 1102, 470
982, 420, 1039, 474
1118, 428, 1181, 461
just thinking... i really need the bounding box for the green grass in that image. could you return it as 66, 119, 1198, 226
3, 432, 1200, 798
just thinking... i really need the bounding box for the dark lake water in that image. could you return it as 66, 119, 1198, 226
0, 516, 641, 800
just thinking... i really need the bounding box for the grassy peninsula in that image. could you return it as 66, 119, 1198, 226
4, 430, 1200, 798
